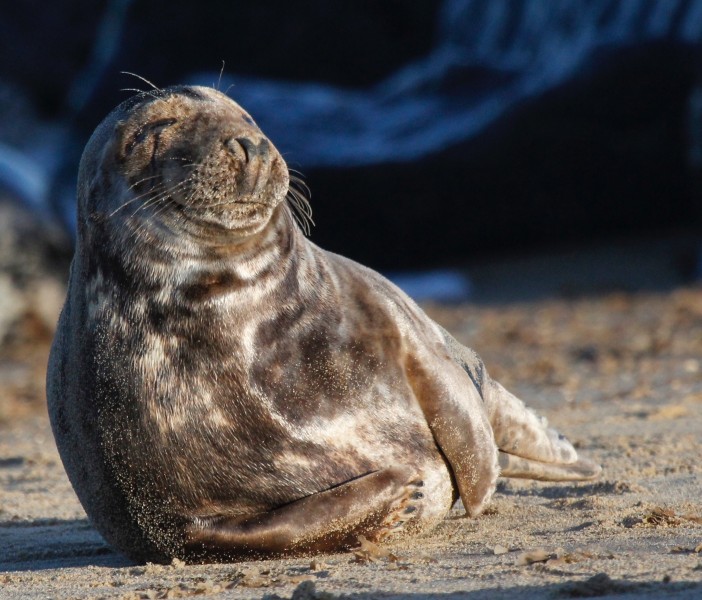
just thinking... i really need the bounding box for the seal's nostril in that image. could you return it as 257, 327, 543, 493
235, 137, 255, 162
224, 137, 269, 163
224, 137, 271, 162
224, 137, 248, 162
257, 139, 270, 159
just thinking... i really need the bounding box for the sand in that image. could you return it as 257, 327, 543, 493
1, 287, 701, 599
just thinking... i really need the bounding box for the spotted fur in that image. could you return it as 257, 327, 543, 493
47, 86, 600, 564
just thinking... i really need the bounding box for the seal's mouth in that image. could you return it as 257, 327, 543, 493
159, 143, 287, 233
169, 199, 274, 237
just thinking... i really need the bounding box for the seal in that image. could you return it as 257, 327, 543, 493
47, 85, 601, 564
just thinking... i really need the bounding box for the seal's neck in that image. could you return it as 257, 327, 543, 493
82, 202, 303, 306
172, 203, 301, 303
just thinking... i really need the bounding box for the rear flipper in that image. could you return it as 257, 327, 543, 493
499, 451, 602, 481
439, 325, 601, 481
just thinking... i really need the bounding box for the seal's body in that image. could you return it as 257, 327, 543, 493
48, 86, 600, 563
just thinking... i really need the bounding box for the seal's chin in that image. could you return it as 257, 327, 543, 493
171, 197, 281, 240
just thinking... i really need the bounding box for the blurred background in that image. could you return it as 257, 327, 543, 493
1, 0, 702, 418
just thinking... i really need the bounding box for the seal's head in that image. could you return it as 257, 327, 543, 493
78, 85, 291, 245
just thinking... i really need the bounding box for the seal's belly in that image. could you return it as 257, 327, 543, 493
119, 367, 439, 518
94, 243, 447, 520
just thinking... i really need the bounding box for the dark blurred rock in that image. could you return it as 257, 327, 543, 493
0, 1, 439, 121
0, 1, 104, 117
2, 0, 702, 272
0, 197, 71, 345
122, 1, 439, 89
304, 44, 700, 269
0, 195, 71, 422
1, 0, 441, 238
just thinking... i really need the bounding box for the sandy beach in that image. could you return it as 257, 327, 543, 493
1, 287, 701, 599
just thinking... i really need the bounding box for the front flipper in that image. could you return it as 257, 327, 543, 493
405, 353, 499, 517
182, 466, 424, 562
439, 326, 602, 482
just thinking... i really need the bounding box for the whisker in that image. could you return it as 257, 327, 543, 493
121, 71, 161, 91
120, 88, 158, 99
285, 173, 314, 236
290, 175, 312, 200
128, 174, 161, 191
109, 182, 169, 217
167, 157, 197, 164
131, 196, 176, 240
217, 60, 226, 91
131, 180, 189, 216
116, 179, 188, 223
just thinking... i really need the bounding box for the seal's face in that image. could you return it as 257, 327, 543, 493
87, 86, 289, 241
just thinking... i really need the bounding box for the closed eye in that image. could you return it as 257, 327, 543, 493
125, 118, 177, 155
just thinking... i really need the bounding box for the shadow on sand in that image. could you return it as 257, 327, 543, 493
1, 518, 701, 598
299, 578, 702, 599
0, 517, 132, 572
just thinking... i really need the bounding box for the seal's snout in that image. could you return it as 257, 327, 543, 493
226, 137, 270, 164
